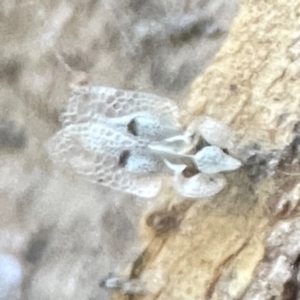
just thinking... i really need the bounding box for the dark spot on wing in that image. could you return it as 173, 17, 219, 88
119, 150, 131, 167
194, 136, 210, 152
223, 148, 229, 155
182, 165, 198, 178
127, 119, 138, 136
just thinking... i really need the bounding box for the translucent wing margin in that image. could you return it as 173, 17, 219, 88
61, 85, 180, 127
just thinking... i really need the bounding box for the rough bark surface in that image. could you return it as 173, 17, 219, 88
122, 1, 300, 300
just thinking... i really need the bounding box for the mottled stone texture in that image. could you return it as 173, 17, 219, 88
0, 1, 237, 300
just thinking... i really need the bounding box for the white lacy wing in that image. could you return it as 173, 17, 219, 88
60, 85, 180, 127
46, 124, 162, 198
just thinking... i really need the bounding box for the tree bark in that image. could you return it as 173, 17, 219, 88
121, 1, 300, 300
